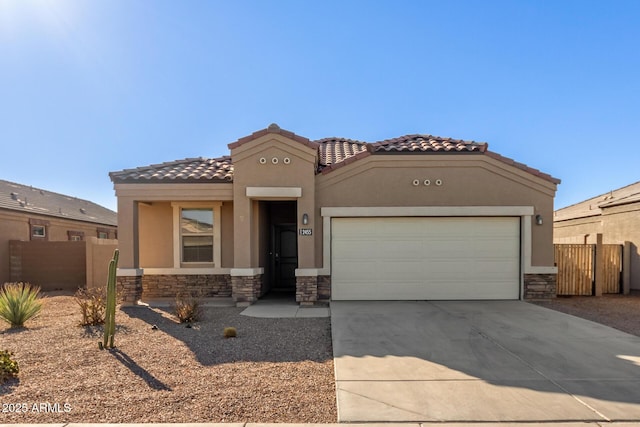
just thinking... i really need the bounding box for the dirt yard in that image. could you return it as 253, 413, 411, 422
531, 291, 640, 337
0, 292, 336, 423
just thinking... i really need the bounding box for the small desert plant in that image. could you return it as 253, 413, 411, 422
174, 293, 202, 323
223, 327, 237, 338
74, 287, 106, 326
0, 282, 43, 328
0, 350, 19, 383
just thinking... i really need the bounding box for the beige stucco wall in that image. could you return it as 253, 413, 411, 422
315, 154, 557, 267
554, 202, 640, 289
85, 237, 119, 289
112, 136, 557, 275
230, 134, 317, 269
0, 209, 117, 284
138, 202, 173, 268
220, 202, 234, 268
113, 184, 233, 270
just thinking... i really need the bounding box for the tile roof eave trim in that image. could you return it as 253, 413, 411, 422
370, 150, 486, 155
228, 124, 320, 150
599, 196, 640, 209
553, 211, 602, 222
485, 151, 560, 185
111, 177, 233, 184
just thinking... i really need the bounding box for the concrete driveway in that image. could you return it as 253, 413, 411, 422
331, 300, 640, 423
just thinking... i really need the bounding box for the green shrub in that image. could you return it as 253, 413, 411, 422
174, 293, 202, 323
74, 287, 106, 326
0, 350, 19, 383
223, 327, 237, 338
0, 282, 43, 328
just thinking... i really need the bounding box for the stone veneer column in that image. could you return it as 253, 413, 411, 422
523, 273, 557, 299
296, 276, 318, 306
231, 275, 263, 306
117, 275, 143, 305
317, 275, 331, 301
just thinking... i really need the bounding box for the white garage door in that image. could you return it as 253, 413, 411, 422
331, 217, 520, 300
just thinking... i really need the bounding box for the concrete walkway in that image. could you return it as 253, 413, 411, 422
331, 300, 640, 423
240, 297, 330, 318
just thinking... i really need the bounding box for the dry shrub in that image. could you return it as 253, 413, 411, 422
174, 293, 202, 323
74, 287, 106, 326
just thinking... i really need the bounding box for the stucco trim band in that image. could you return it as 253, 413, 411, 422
321, 206, 534, 217
117, 268, 144, 277
230, 268, 264, 276
295, 268, 319, 277
246, 187, 302, 198
143, 268, 232, 275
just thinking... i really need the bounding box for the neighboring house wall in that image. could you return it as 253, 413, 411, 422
1, 209, 118, 285
554, 201, 640, 290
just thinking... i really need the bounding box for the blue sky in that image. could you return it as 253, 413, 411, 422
1, 0, 639, 212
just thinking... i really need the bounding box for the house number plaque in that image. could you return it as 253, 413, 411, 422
299, 228, 313, 236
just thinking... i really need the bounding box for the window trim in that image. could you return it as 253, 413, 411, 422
32, 225, 46, 238
29, 218, 50, 241
97, 227, 111, 239
171, 202, 222, 268
68, 230, 85, 241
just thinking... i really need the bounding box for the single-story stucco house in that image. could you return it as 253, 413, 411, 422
109, 124, 560, 306
554, 180, 640, 291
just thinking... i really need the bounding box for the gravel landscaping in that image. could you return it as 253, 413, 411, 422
0, 292, 336, 423
531, 291, 640, 337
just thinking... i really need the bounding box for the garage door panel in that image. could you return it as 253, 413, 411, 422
332, 217, 520, 300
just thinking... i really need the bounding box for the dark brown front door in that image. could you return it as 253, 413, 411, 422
272, 224, 297, 292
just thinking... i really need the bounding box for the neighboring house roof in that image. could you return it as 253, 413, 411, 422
110, 124, 560, 184
0, 179, 117, 226
554, 180, 640, 222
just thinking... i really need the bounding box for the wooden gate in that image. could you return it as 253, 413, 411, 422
601, 244, 623, 294
554, 244, 622, 296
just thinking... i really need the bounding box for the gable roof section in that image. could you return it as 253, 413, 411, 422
228, 123, 320, 151
109, 125, 559, 185
0, 179, 117, 226
554, 180, 640, 221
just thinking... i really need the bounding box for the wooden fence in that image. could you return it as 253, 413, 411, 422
554, 243, 622, 296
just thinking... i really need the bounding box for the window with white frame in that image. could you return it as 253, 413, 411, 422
181, 208, 214, 263
172, 202, 221, 267
29, 218, 49, 240
32, 225, 46, 238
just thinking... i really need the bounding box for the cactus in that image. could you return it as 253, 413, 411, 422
101, 249, 119, 349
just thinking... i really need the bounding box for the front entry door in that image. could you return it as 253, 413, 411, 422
272, 224, 297, 292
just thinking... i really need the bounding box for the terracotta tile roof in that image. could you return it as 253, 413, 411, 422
554, 180, 640, 221
0, 179, 117, 226
110, 126, 559, 185
109, 156, 233, 183
316, 137, 369, 167
370, 134, 488, 153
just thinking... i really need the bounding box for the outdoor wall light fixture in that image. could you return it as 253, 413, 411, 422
302, 213, 309, 225
535, 214, 543, 225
